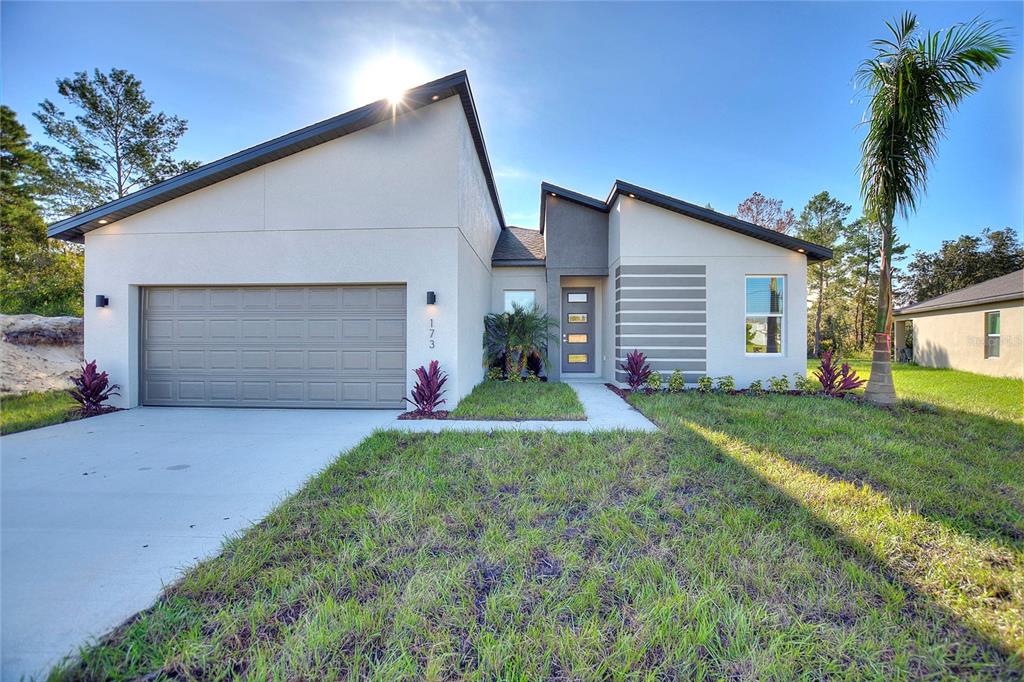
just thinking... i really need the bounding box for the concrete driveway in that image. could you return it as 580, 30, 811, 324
1, 406, 397, 680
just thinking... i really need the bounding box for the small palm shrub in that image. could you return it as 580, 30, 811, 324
619, 350, 652, 390
646, 372, 662, 392
525, 371, 541, 383
483, 304, 557, 379
404, 361, 448, 415
486, 367, 504, 381
68, 360, 120, 416
696, 375, 713, 393
747, 379, 766, 396
715, 375, 735, 392
814, 351, 866, 397
769, 375, 790, 392
668, 369, 686, 392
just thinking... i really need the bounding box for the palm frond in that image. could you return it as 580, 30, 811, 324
857, 12, 1012, 221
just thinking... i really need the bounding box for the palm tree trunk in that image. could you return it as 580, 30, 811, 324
864, 208, 897, 406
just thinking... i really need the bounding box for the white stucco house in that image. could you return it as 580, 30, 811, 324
49, 71, 831, 409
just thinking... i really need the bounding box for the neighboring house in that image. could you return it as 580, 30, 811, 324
49, 71, 830, 409
894, 270, 1023, 379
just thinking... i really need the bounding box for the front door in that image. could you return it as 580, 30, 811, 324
561, 287, 595, 373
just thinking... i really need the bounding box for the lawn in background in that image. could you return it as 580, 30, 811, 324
56, 404, 1022, 678
0, 390, 78, 435
807, 358, 1023, 422
450, 380, 585, 420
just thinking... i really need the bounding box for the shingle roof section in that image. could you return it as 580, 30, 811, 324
896, 269, 1023, 315
492, 226, 545, 266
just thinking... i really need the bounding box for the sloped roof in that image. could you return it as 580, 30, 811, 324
896, 269, 1024, 316
49, 71, 504, 242
492, 226, 545, 266
539, 180, 833, 261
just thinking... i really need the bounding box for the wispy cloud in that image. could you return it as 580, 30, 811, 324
494, 166, 537, 180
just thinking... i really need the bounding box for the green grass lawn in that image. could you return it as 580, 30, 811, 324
449, 380, 586, 420
1, 390, 78, 435
807, 358, 1023, 422
56, 388, 1023, 679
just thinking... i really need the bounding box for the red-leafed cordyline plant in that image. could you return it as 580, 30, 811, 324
68, 360, 121, 416
404, 360, 448, 415
814, 351, 866, 397
619, 350, 653, 391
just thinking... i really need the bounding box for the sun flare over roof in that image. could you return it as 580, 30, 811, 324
353, 53, 430, 107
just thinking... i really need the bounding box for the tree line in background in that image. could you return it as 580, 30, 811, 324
735, 188, 1021, 358
1, 68, 197, 317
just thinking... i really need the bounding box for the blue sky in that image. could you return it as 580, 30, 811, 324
3, 1, 1021, 254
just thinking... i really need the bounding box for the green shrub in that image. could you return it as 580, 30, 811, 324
747, 379, 766, 396
646, 372, 663, 392
487, 367, 505, 381
525, 371, 541, 383
793, 372, 816, 393
696, 375, 713, 393
715, 375, 736, 392
668, 369, 686, 392
768, 375, 790, 392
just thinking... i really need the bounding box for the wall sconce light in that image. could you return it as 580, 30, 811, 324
95, 295, 109, 308
426, 291, 437, 305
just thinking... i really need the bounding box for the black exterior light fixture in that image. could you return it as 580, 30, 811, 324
95, 295, 109, 308
426, 291, 437, 305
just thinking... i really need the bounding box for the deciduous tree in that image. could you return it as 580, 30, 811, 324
1, 106, 83, 316
736, 192, 796, 234
901, 228, 1022, 304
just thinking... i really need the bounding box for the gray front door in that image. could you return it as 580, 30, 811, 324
561, 287, 595, 373
141, 285, 407, 408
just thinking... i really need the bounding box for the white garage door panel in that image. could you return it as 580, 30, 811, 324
141, 286, 406, 408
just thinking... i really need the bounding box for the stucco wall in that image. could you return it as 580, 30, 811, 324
543, 197, 609, 274
83, 98, 493, 408
490, 266, 547, 314
896, 300, 1023, 378
614, 197, 809, 387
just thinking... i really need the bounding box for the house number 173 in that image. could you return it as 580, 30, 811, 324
428, 318, 435, 349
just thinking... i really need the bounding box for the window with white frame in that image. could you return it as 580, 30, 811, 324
985, 311, 1000, 358
745, 276, 784, 354
504, 290, 535, 312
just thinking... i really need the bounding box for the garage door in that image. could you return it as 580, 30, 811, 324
141, 286, 406, 408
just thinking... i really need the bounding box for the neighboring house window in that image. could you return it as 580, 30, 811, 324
985, 311, 1001, 358
745, 276, 784, 354
504, 290, 535, 312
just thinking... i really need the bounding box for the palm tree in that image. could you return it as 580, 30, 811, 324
482, 304, 557, 379
857, 12, 1011, 405
507, 303, 558, 377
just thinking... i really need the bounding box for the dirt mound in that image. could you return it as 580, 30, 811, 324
1, 314, 84, 396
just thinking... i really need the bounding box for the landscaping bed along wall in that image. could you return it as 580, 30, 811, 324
1, 314, 84, 395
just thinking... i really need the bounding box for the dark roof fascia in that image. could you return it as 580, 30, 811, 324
608, 180, 833, 261
49, 70, 505, 242
539, 181, 608, 234
895, 292, 1023, 316
492, 259, 546, 267
539, 179, 832, 261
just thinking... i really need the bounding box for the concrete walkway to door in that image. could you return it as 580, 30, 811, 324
1, 407, 397, 681
390, 382, 657, 433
